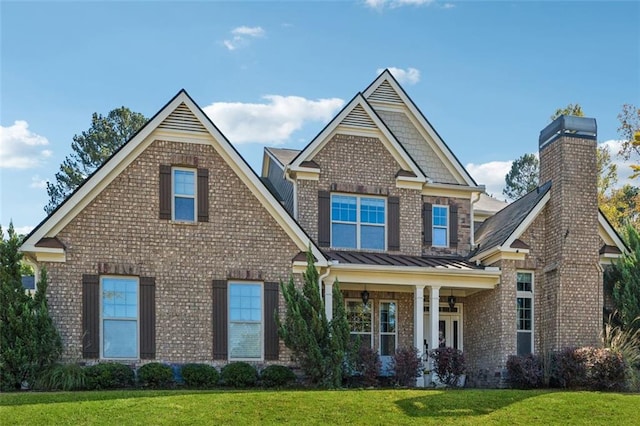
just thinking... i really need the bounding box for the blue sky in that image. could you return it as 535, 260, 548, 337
1, 1, 639, 235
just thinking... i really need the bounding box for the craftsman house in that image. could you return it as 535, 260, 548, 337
20, 70, 626, 387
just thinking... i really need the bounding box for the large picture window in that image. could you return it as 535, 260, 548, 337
229, 283, 262, 360
173, 168, 196, 222
516, 272, 533, 356
101, 276, 138, 359
432, 205, 449, 247
331, 194, 385, 250
379, 301, 397, 357
346, 300, 372, 348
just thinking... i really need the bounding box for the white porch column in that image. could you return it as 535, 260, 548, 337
429, 286, 441, 354
324, 281, 333, 321
414, 285, 425, 354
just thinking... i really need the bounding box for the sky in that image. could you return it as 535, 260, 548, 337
1, 0, 639, 235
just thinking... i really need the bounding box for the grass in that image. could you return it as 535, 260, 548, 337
1, 388, 639, 425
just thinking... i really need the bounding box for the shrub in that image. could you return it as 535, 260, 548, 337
549, 347, 586, 388
85, 362, 135, 390
391, 347, 422, 387
260, 365, 296, 388
579, 347, 626, 391
354, 346, 381, 387
430, 347, 466, 386
35, 363, 86, 391
138, 362, 174, 389
181, 364, 219, 388
221, 362, 258, 388
506, 354, 543, 389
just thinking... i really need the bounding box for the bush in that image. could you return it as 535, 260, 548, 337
354, 346, 381, 387
260, 365, 296, 388
138, 362, 174, 389
391, 347, 422, 387
85, 362, 135, 390
579, 347, 626, 391
430, 347, 466, 386
181, 364, 219, 388
221, 362, 258, 388
549, 347, 586, 388
35, 363, 86, 391
507, 354, 543, 389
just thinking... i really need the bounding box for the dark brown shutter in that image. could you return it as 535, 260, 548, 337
82, 274, 100, 359
140, 277, 156, 359
264, 282, 280, 361
212, 280, 228, 360
388, 196, 400, 251
449, 204, 458, 248
159, 165, 171, 220
318, 190, 331, 247
197, 168, 209, 222
423, 203, 432, 245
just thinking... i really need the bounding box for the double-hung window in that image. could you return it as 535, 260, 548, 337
432, 205, 449, 247
173, 168, 196, 222
379, 301, 397, 357
346, 300, 372, 348
228, 283, 262, 360
331, 194, 385, 250
101, 276, 138, 359
516, 272, 534, 355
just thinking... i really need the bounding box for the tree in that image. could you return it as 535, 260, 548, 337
503, 153, 539, 200
600, 184, 640, 233
277, 250, 351, 388
550, 103, 584, 121
607, 225, 640, 331
617, 104, 640, 178
45, 107, 147, 214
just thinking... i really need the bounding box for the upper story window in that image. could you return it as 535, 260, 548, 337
228, 282, 262, 360
432, 205, 449, 247
173, 168, 196, 222
331, 194, 385, 250
516, 272, 534, 356
159, 165, 208, 223
101, 276, 138, 359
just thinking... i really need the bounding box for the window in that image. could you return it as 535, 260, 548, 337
346, 300, 372, 348
331, 194, 385, 250
516, 272, 533, 356
229, 283, 262, 360
379, 301, 397, 356
101, 276, 138, 359
432, 205, 448, 247
173, 168, 196, 222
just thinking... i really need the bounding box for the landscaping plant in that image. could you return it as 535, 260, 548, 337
181, 364, 220, 388
220, 362, 258, 388
430, 347, 466, 386
391, 347, 422, 387
137, 362, 174, 389
260, 365, 296, 388
84, 362, 135, 390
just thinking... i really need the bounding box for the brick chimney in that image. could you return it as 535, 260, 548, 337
538, 115, 602, 352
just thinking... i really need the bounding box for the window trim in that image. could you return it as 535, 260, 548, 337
378, 300, 397, 357
99, 275, 140, 360
516, 271, 534, 355
171, 167, 197, 223
345, 298, 373, 348
432, 204, 449, 248
227, 281, 264, 362
330, 193, 387, 250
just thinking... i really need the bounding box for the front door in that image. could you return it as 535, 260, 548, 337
423, 303, 463, 353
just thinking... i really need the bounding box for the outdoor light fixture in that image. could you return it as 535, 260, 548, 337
361, 288, 370, 305
448, 290, 456, 311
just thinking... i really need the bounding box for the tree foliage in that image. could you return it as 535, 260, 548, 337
277, 250, 351, 388
503, 153, 539, 200
45, 107, 147, 214
617, 104, 640, 178
607, 225, 640, 331
550, 103, 584, 121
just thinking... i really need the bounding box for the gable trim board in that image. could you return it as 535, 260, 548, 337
21, 90, 328, 267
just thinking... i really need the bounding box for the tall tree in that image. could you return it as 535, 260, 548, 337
45, 107, 147, 214
617, 104, 640, 178
503, 153, 539, 200
607, 225, 640, 331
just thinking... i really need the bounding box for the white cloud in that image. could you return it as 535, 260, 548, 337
223, 26, 265, 50
203, 95, 345, 144
30, 175, 48, 189
441, 3, 455, 9
0, 120, 52, 169
365, 0, 435, 10
377, 67, 421, 85
466, 160, 512, 199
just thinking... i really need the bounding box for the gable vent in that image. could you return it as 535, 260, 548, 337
368, 80, 403, 104
158, 103, 208, 134
341, 104, 377, 129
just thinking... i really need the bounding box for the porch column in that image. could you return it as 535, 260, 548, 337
414, 285, 425, 354
429, 286, 440, 354
324, 281, 333, 321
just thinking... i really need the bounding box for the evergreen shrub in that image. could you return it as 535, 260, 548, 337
221, 362, 258, 388
85, 362, 135, 390
138, 362, 174, 389
181, 364, 219, 388
260, 365, 296, 388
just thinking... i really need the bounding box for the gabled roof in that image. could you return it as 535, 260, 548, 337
363, 69, 478, 187
21, 90, 327, 266
265, 147, 300, 168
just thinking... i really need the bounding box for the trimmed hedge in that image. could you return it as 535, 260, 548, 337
260, 365, 296, 388
138, 363, 174, 389
85, 363, 135, 390
221, 362, 258, 388
181, 364, 220, 388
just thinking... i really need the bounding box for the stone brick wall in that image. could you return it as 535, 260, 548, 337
43, 139, 302, 364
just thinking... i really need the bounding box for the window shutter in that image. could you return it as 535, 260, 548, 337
388, 196, 400, 251
82, 274, 100, 359
140, 277, 156, 359
197, 168, 209, 222
318, 191, 331, 247
423, 203, 432, 245
212, 280, 228, 360
264, 282, 280, 361
159, 165, 171, 220
449, 204, 458, 248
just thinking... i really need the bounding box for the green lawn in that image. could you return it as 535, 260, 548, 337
1, 389, 638, 425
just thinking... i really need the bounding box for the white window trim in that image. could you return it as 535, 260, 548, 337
345, 298, 373, 348
99, 275, 140, 360
330, 193, 387, 250
378, 300, 397, 357
516, 271, 534, 355
423, 302, 464, 351
432, 204, 449, 248
171, 167, 197, 223
228, 281, 264, 362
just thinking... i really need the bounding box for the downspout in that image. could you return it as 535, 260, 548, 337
470, 191, 482, 248
284, 165, 298, 220
318, 264, 331, 296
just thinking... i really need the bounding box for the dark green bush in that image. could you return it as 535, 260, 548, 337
506, 354, 543, 389
391, 347, 422, 387
181, 364, 219, 388
221, 362, 258, 388
35, 363, 86, 391
84, 362, 135, 390
260, 365, 296, 388
138, 362, 174, 389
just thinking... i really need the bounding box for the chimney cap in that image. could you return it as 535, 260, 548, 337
539, 115, 597, 149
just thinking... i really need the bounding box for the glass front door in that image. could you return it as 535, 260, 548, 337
423, 304, 462, 353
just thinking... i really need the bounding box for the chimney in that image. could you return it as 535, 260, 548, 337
538, 115, 602, 351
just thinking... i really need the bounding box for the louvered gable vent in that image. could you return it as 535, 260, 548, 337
368, 80, 403, 104
341, 104, 376, 129
158, 103, 208, 134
